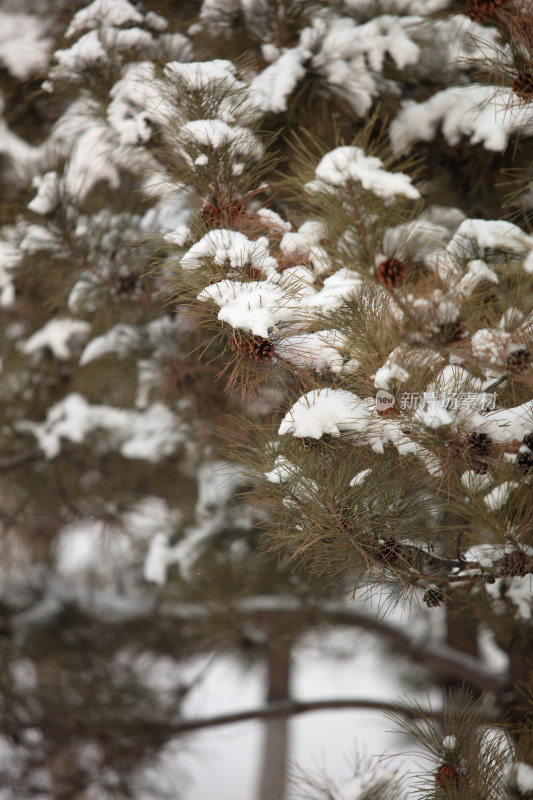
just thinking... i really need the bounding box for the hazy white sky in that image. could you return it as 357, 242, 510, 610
181, 627, 433, 800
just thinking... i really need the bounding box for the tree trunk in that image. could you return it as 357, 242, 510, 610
257, 643, 291, 800
37, 658, 89, 800
443, 516, 480, 690
47, 747, 89, 800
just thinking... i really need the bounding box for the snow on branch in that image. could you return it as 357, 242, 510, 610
390, 84, 533, 154
306, 146, 420, 200
18, 393, 186, 462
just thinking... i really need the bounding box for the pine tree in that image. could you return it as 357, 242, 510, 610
2, 1, 533, 799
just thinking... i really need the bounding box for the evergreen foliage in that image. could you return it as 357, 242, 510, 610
1, 0, 533, 798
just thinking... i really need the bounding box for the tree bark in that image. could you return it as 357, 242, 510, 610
257, 643, 291, 800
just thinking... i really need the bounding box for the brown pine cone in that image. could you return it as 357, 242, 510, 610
435, 764, 456, 786
201, 202, 221, 227
228, 332, 252, 355
248, 335, 275, 362
423, 588, 445, 608
228, 332, 274, 361
117, 273, 138, 294
506, 348, 531, 368
201, 198, 246, 228
500, 550, 527, 577
370, 537, 401, 564
467, 0, 509, 22
516, 449, 533, 472
523, 432, 533, 449
229, 198, 245, 222
513, 72, 533, 101
468, 432, 492, 456
294, 437, 317, 451
466, 432, 491, 474
375, 257, 407, 289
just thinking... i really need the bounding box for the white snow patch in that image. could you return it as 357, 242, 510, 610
23, 319, 91, 361
335, 768, 396, 800
275, 331, 350, 373
143, 533, 174, 585
483, 482, 520, 511
198, 279, 304, 338
515, 762, 533, 792
180, 119, 263, 161
66, 0, 145, 38
0, 238, 19, 307
350, 468, 372, 487
306, 268, 364, 312
251, 48, 307, 113
0, 13, 53, 79
279, 389, 371, 439
54, 518, 131, 579
308, 146, 420, 200
450, 219, 533, 257
164, 225, 191, 246
391, 85, 533, 154
442, 735, 457, 750
455, 259, 499, 297
463, 401, 533, 444
80, 323, 142, 365
19, 393, 185, 462
256, 208, 292, 234
460, 470, 492, 493
265, 455, 296, 485
28, 171, 60, 215
181, 230, 277, 276
471, 328, 511, 364
164, 59, 242, 92
487, 577, 533, 621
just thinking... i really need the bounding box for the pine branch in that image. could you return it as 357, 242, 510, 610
5, 699, 453, 743
0, 451, 42, 471
165, 697, 452, 733
161, 596, 508, 695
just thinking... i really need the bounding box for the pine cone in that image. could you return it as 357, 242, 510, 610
467, 0, 509, 22
523, 432, 533, 449
370, 537, 401, 564
117, 273, 138, 294
201, 198, 245, 228
423, 588, 445, 608
500, 550, 527, 577
248, 335, 275, 362
201, 202, 221, 227
375, 257, 407, 289
294, 437, 318, 451
228, 332, 252, 355
229, 198, 245, 222
435, 764, 457, 786
228, 333, 275, 361
513, 72, 533, 101
467, 433, 491, 473
469, 432, 492, 455
516, 449, 533, 472
506, 348, 531, 368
